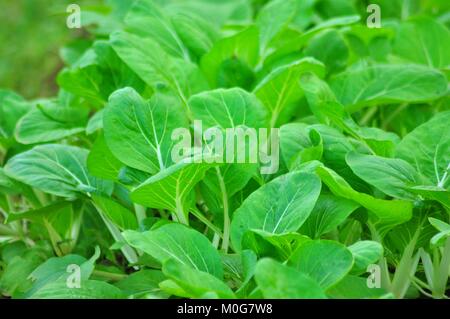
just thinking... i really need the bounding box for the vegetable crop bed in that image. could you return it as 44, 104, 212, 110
0, 0, 449, 300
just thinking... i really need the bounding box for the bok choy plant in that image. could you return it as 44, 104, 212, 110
0, 0, 449, 299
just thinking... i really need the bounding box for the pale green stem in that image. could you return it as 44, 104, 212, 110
92, 270, 127, 282
94, 203, 139, 265
134, 204, 147, 224
216, 167, 230, 252
175, 197, 188, 225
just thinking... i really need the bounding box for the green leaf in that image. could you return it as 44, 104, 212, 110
231, 172, 321, 251
280, 123, 323, 170
115, 270, 168, 298
330, 64, 448, 112
0, 249, 48, 297
428, 217, 450, 246
257, 0, 296, 54
85, 109, 103, 135
110, 31, 207, 108
92, 195, 138, 230
57, 41, 145, 107
288, 240, 353, 289
124, 0, 192, 60
161, 259, 235, 298
24, 254, 87, 297
125, 0, 218, 60
348, 241, 383, 275
326, 275, 389, 299
130, 159, 215, 223
87, 133, 122, 180
103, 87, 189, 174
254, 258, 326, 299
30, 279, 124, 299
346, 151, 420, 200
4, 144, 113, 198
317, 166, 413, 232
201, 26, 259, 87
189, 87, 268, 129
253, 58, 325, 127
123, 223, 223, 278
6, 201, 72, 224
300, 194, 359, 239
171, 13, 219, 59
409, 185, 450, 210
396, 111, 450, 190
15, 103, 88, 144
393, 17, 450, 69
0, 90, 32, 146
304, 29, 349, 74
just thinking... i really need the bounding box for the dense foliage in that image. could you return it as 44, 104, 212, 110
0, 0, 449, 299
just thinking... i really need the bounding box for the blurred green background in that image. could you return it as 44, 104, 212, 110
0, 0, 99, 99
1, 0, 448, 100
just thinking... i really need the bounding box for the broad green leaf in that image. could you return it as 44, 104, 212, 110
0, 167, 38, 202
326, 275, 389, 299
4, 144, 113, 198
310, 124, 355, 176
30, 279, 124, 299
300, 73, 401, 157
6, 201, 72, 224
93, 40, 145, 93
300, 195, 359, 239
117, 166, 150, 186
87, 133, 122, 181
304, 29, 349, 74
356, 127, 400, 158
56, 49, 105, 106
409, 185, 450, 210
0, 250, 47, 297
316, 166, 413, 232
125, 0, 218, 60
393, 17, 450, 69
280, 123, 323, 170
161, 259, 234, 298
396, 111, 450, 190
288, 240, 353, 289
346, 151, 420, 200
57, 65, 105, 106
123, 223, 223, 278
15, 103, 88, 144
257, 0, 296, 54
248, 230, 309, 259
348, 241, 383, 275
160, 0, 252, 27
0, 90, 32, 146
24, 248, 100, 298
171, 13, 219, 59
92, 195, 138, 230
124, 0, 192, 60
85, 109, 104, 135
110, 31, 207, 107
103, 87, 189, 174
201, 26, 259, 87
231, 172, 321, 251
330, 64, 448, 112
58, 41, 145, 108
254, 58, 325, 127
115, 270, 168, 298
130, 158, 215, 222
189, 88, 268, 129
254, 258, 326, 299
428, 217, 450, 246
